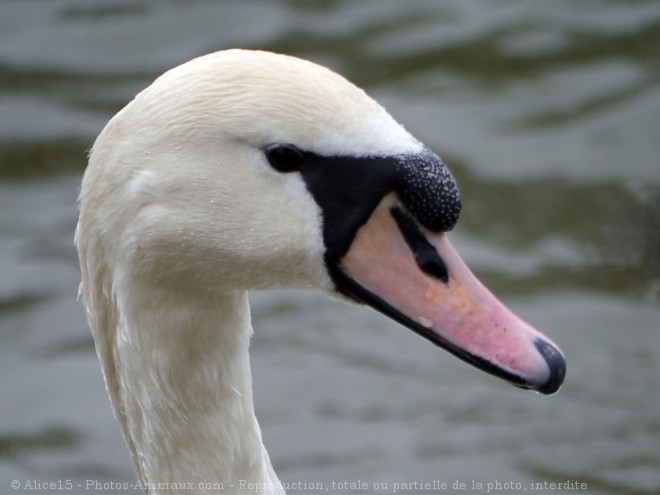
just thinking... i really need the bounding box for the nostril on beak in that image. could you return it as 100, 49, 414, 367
390, 207, 449, 283
417, 252, 449, 283
534, 339, 566, 395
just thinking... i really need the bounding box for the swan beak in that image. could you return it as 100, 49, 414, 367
336, 195, 566, 394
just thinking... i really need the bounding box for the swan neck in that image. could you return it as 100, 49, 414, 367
103, 286, 281, 494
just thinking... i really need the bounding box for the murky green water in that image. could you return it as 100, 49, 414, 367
1, 1, 658, 494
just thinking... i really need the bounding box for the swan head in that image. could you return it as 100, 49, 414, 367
77, 49, 565, 394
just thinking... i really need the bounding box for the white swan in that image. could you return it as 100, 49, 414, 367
75, 49, 565, 494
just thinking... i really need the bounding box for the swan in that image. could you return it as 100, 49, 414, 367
75, 49, 565, 494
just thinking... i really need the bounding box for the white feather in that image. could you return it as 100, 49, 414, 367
76, 49, 421, 494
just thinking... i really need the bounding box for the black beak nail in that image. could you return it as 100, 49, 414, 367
533, 339, 566, 394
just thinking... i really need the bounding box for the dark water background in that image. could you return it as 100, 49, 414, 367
1, 1, 659, 494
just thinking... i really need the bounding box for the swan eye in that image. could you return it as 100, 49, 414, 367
265, 144, 305, 173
